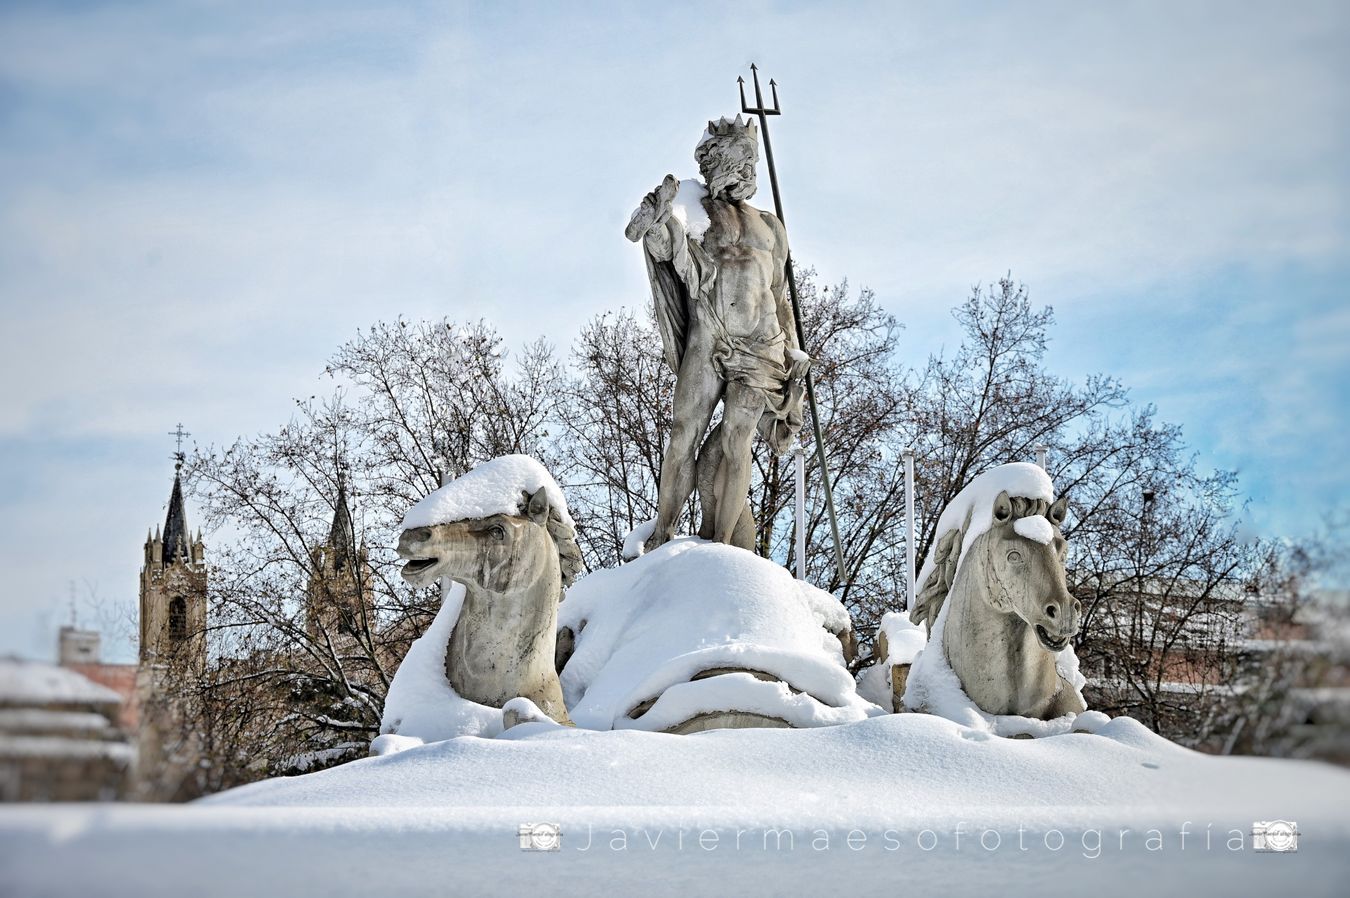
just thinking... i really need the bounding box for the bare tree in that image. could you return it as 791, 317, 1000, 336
556, 309, 678, 570
177, 320, 562, 788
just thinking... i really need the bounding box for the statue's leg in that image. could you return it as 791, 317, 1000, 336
697, 428, 755, 548
695, 424, 724, 540
712, 382, 764, 544
731, 502, 755, 551
648, 332, 722, 550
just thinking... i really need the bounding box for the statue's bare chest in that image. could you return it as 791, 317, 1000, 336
701, 200, 777, 256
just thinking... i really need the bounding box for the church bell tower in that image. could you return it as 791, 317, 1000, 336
135, 426, 208, 800
139, 451, 207, 668
306, 470, 375, 639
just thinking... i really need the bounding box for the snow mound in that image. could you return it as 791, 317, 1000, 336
209, 712, 1291, 814
905, 463, 1089, 735
11, 714, 1350, 896
557, 538, 881, 731
401, 454, 572, 530
669, 178, 710, 241
375, 581, 503, 748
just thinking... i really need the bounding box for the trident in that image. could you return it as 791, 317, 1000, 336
739, 65, 847, 592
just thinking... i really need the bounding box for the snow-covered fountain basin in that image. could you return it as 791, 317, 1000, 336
3, 710, 1348, 896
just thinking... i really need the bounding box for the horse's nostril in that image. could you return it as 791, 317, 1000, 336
405, 527, 431, 544
1045, 605, 1057, 619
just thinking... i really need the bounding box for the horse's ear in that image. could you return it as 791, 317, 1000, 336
526, 486, 550, 524
1049, 495, 1068, 526
992, 490, 1013, 524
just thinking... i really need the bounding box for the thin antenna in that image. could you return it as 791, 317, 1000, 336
68, 581, 77, 628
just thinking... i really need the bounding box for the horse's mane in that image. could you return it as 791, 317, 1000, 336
543, 507, 584, 590
909, 495, 1055, 635
504, 488, 584, 593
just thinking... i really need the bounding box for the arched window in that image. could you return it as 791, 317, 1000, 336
168, 596, 187, 641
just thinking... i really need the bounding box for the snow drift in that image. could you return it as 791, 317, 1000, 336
7, 713, 1346, 897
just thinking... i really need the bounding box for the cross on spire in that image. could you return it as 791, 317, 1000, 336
169, 423, 191, 469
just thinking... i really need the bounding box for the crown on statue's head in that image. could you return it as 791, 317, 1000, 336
697, 114, 758, 151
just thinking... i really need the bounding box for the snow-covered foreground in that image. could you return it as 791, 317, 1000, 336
2, 714, 1348, 897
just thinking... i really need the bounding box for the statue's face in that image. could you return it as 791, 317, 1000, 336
986, 494, 1079, 652
397, 515, 530, 591
699, 136, 758, 201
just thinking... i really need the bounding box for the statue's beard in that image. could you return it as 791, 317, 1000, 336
704, 164, 756, 201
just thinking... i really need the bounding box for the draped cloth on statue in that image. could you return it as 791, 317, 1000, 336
643, 199, 806, 456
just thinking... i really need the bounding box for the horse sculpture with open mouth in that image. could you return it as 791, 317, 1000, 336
395, 466, 583, 729
908, 463, 1086, 720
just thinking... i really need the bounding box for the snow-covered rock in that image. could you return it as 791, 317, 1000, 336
856, 612, 927, 708
558, 538, 881, 732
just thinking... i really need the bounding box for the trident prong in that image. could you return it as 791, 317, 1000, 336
741, 63, 781, 117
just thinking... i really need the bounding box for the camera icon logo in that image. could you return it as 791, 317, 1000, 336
1252, 820, 1298, 852
519, 822, 562, 851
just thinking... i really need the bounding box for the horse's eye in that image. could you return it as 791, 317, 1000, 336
490, 525, 506, 541
1007, 550, 1023, 564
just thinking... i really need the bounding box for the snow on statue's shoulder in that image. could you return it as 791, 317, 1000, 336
401, 454, 572, 530
670, 178, 710, 241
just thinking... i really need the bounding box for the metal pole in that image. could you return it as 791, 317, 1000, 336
902, 448, 916, 611
740, 65, 847, 591
1035, 445, 1049, 470
794, 444, 806, 580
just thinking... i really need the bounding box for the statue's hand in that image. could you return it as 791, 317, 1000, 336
785, 348, 811, 380
625, 174, 680, 242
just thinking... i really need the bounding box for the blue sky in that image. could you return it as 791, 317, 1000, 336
1, 1, 1346, 661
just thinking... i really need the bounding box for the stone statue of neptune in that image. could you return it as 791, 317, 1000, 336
626, 116, 809, 552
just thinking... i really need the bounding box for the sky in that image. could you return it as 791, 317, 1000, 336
0, 1, 1346, 662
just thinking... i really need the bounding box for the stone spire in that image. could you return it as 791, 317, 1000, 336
328, 471, 357, 573
161, 464, 191, 568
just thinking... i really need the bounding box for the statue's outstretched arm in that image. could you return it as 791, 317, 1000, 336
626, 174, 681, 258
